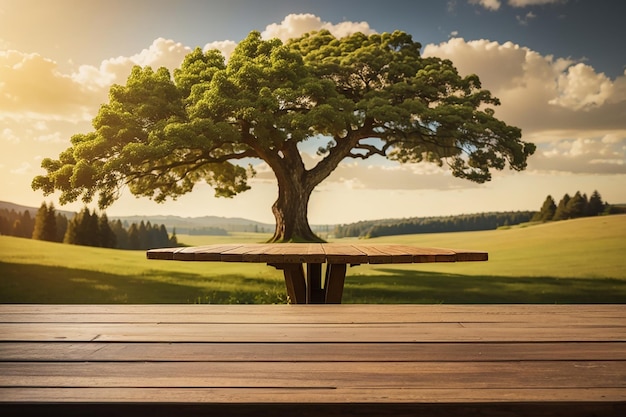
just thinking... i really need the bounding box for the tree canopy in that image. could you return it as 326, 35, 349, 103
33, 30, 535, 242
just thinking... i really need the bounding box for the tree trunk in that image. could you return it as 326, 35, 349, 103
268, 172, 323, 243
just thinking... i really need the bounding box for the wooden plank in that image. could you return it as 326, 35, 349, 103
2, 361, 624, 389
1, 387, 625, 408
363, 244, 415, 263
452, 249, 489, 262
0, 305, 624, 416
351, 245, 395, 263
181, 244, 245, 261
145, 246, 185, 260
260, 244, 326, 264
146, 243, 489, 265
2, 305, 625, 323
218, 244, 267, 262
322, 244, 368, 264
1, 322, 624, 342
3, 342, 626, 362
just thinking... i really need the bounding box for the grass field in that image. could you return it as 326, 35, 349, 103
1, 215, 625, 304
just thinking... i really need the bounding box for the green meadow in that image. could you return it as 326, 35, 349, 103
1, 215, 625, 304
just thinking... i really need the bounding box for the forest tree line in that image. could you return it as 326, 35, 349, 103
530, 190, 615, 222
333, 190, 620, 239
0, 203, 178, 250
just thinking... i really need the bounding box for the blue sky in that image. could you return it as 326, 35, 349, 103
1, 0, 625, 224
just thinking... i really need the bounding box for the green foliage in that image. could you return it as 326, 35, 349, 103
334, 190, 612, 238
1, 215, 625, 304
32, 202, 57, 242
1, 203, 175, 251
587, 190, 605, 216
32, 30, 535, 242
550, 190, 608, 221
334, 211, 535, 238
532, 195, 556, 222
553, 193, 571, 220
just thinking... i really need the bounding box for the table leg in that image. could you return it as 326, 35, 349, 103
271, 263, 348, 304
306, 264, 325, 304
280, 264, 306, 304
324, 264, 347, 304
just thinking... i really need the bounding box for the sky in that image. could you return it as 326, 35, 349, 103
1, 0, 625, 225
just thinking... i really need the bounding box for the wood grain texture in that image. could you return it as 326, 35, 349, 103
1, 305, 624, 416
146, 243, 488, 264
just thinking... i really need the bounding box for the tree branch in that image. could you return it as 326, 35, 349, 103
129, 148, 258, 181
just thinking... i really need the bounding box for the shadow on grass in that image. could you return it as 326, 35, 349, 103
2, 262, 625, 304
0, 262, 287, 304
343, 268, 626, 304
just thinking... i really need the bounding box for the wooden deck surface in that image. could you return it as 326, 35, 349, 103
147, 244, 489, 303
1, 304, 625, 416
147, 243, 489, 263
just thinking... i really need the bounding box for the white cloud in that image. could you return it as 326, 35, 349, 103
72, 38, 192, 90
2, 128, 20, 143
0, 38, 194, 123
549, 63, 614, 110
261, 13, 376, 42
34, 131, 64, 143
469, 0, 502, 10
423, 37, 626, 177
9, 162, 31, 175
422, 37, 626, 133
470, 0, 568, 10
508, 0, 567, 6
516, 11, 537, 25
203, 40, 237, 61
529, 134, 626, 174
0, 50, 101, 122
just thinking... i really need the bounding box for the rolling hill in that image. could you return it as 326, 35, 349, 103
1, 214, 625, 304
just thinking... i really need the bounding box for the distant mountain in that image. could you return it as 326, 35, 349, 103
0, 201, 76, 218
0, 200, 332, 234
111, 214, 275, 234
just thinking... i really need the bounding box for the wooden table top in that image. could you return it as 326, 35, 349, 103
147, 243, 488, 264
0, 304, 624, 416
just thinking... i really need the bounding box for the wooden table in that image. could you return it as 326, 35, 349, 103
1, 304, 624, 416
147, 243, 488, 304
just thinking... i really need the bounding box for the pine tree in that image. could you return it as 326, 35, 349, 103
587, 190, 605, 216
157, 224, 169, 248
532, 195, 556, 222
55, 213, 68, 242
13, 211, 34, 238
566, 191, 587, 219
128, 223, 140, 250
169, 227, 178, 247
0, 216, 8, 235
138, 221, 148, 249
553, 194, 571, 221
111, 219, 129, 249
63, 216, 76, 244
85, 209, 100, 246
97, 213, 117, 248
33, 202, 58, 242
64, 207, 98, 246
32, 203, 48, 240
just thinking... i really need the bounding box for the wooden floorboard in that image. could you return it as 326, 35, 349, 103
2, 361, 625, 389
0, 305, 624, 416
1, 322, 624, 342
2, 342, 625, 362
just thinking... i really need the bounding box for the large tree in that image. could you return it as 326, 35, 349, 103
33, 30, 535, 242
